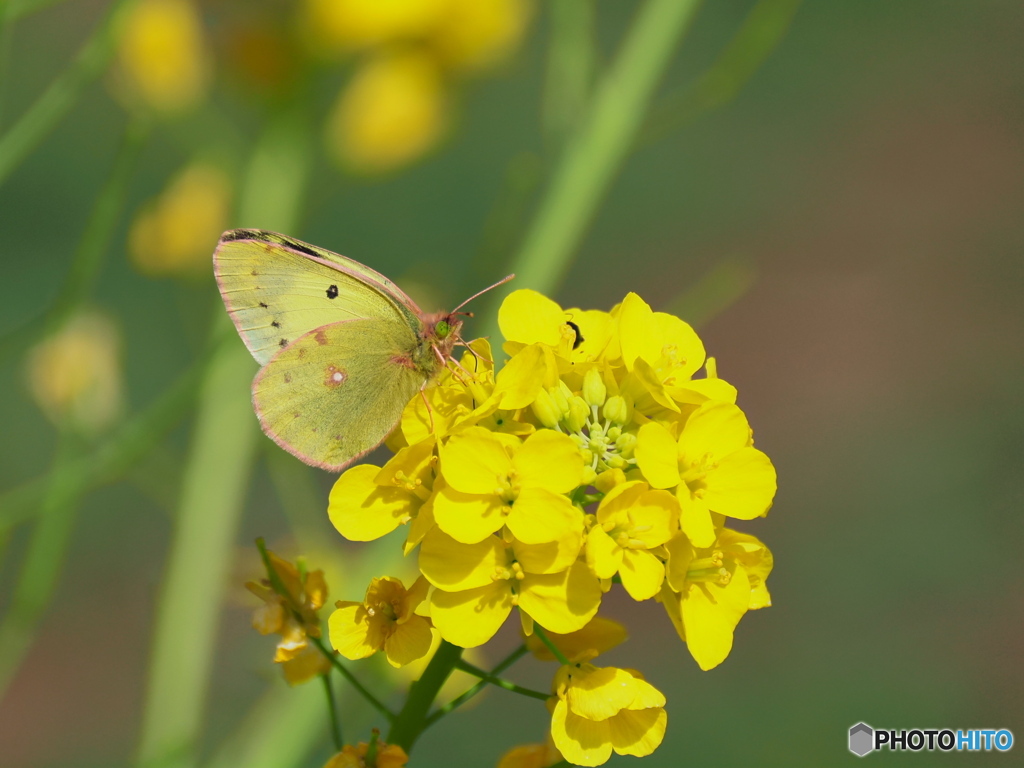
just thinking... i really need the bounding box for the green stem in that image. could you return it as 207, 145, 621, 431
483, 0, 703, 335
321, 675, 343, 751
0, 431, 83, 699
308, 635, 396, 724
387, 640, 463, 753
0, 0, 134, 189
453, 659, 549, 702
533, 625, 572, 666
0, 117, 149, 363
543, 0, 594, 150
424, 644, 528, 727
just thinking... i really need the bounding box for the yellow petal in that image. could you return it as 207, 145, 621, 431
403, 494, 435, 554
383, 615, 433, 667
569, 309, 613, 362
566, 666, 639, 720
519, 561, 601, 634
506, 488, 582, 545
677, 402, 750, 463
328, 604, 379, 660
663, 534, 694, 593
653, 311, 705, 379
609, 706, 667, 757
667, 376, 738, 405
433, 484, 507, 543
616, 293, 658, 372
628, 489, 679, 548
551, 699, 613, 767
439, 426, 514, 494
512, 534, 582, 575
678, 491, 716, 548
329, 465, 411, 541
635, 422, 681, 489
419, 528, 508, 591
430, 582, 513, 648
619, 550, 665, 601
584, 527, 621, 580
704, 447, 777, 520
513, 429, 584, 493
680, 564, 751, 670
374, 435, 435, 487
494, 344, 558, 409
498, 289, 565, 345
525, 615, 629, 662
628, 358, 679, 413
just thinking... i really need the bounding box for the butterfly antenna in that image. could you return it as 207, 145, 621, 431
451, 274, 515, 313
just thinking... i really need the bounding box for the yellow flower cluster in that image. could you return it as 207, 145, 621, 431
306, 0, 532, 172
328, 288, 778, 764
247, 549, 332, 685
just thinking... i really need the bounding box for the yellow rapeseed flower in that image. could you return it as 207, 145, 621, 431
26, 310, 122, 435
635, 401, 777, 547
323, 738, 408, 768
550, 663, 667, 766
325, 49, 448, 174
659, 527, 773, 670
247, 550, 331, 684
525, 615, 628, 663
329, 576, 434, 667
432, 0, 532, 72
129, 162, 231, 277
497, 738, 563, 768
115, 0, 210, 113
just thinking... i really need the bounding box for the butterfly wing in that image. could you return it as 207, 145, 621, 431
214, 229, 423, 365
253, 317, 426, 471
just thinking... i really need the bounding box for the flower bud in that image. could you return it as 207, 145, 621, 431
614, 431, 637, 457
564, 396, 589, 433
531, 388, 562, 429
706, 356, 718, 378
603, 395, 630, 426
582, 367, 607, 407
551, 381, 572, 417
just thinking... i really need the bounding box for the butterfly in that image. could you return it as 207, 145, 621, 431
214, 229, 511, 471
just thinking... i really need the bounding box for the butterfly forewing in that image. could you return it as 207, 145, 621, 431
253, 318, 426, 471
215, 230, 422, 365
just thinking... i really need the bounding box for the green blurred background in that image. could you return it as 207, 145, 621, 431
0, 0, 1022, 766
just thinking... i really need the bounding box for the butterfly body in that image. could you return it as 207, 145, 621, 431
214, 229, 467, 471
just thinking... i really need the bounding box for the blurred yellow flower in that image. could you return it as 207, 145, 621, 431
329, 576, 434, 667
304, 0, 449, 54
325, 50, 448, 174
129, 162, 232, 277
497, 738, 563, 768
27, 310, 122, 435
247, 549, 331, 684
115, 0, 210, 113
323, 739, 408, 768
550, 663, 667, 766
432, 0, 532, 72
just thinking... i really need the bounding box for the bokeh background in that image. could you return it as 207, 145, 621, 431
1, 0, 1022, 766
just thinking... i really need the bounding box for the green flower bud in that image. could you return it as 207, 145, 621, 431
531, 389, 562, 429
565, 396, 589, 433
603, 395, 630, 426
550, 384, 570, 418
582, 367, 607, 407
615, 431, 637, 457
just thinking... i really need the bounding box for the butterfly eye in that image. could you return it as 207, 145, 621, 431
435, 320, 451, 338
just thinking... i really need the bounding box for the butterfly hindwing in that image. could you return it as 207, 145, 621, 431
253, 317, 426, 471
215, 230, 422, 365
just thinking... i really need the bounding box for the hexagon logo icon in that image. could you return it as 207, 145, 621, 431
849, 722, 874, 757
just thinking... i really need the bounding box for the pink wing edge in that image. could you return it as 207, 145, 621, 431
249, 318, 408, 473
212, 230, 425, 362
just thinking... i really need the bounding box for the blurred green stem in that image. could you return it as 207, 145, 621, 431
484, 0, 701, 334
0, 0, 134, 189
640, 0, 803, 145
424, 644, 527, 727
322, 674, 343, 750
533, 625, 571, 666
0, 430, 84, 700
452, 659, 548, 701
0, 117, 149, 362
543, 0, 594, 151
136, 108, 310, 768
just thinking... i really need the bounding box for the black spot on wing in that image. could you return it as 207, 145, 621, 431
220, 229, 262, 243
327, 284, 339, 299
259, 302, 269, 308
279, 338, 288, 347
271, 321, 280, 328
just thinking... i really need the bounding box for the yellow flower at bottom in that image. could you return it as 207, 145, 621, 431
325, 49, 447, 174
550, 664, 667, 766
330, 576, 433, 667
497, 738, 563, 768
323, 739, 408, 768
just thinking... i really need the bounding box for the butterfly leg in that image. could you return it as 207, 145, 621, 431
418, 381, 436, 433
